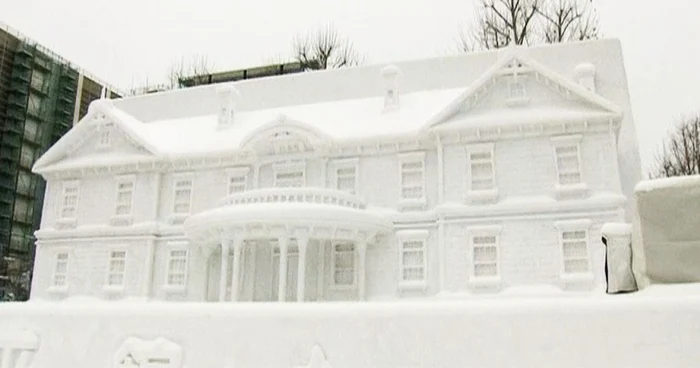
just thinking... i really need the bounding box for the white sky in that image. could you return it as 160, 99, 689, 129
3, 0, 700, 174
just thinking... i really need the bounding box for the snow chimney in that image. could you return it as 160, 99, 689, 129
217, 85, 240, 129
381, 65, 401, 113
574, 63, 596, 93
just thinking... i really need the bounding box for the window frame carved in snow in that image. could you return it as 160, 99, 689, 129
398, 152, 426, 210
226, 167, 250, 195
555, 219, 594, 282
467, 225, 502, 287
111, 175, 135, 225
169, 173, 194, 224
164, 242, 189, 291
105, 248, 128, 291
330, 158, 359, 195
396, 230, 429, 291
330, 241, 356, 289
49, 250, 70, 292
57, 180, 80, 228
551, 135, 588, 198
273, 161, 306, 188
465, 143, 499, 203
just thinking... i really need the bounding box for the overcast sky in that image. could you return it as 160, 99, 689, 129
3, 0, 699, 173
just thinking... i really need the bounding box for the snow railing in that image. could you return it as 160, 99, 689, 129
218, 187, 367, 210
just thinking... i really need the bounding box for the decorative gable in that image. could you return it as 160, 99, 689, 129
32, 99, 159, 175
68, 118, 151, 159
239, 114, 332, 155
425, 48, 623, 134
457, 66, 606, 115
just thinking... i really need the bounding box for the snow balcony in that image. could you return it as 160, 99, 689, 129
183, 187, 393, 303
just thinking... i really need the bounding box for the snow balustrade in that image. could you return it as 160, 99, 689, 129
183, 187, 393, 303
602, 175, 700, 294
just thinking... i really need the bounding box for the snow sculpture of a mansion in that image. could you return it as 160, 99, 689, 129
29, 40, 642, 302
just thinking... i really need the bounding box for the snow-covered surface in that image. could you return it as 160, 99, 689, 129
131, 88, 464, 155
115, 337, 183, 368
2, 290, 700, 367
635, 174, 700, 193
601, 222, 632, 237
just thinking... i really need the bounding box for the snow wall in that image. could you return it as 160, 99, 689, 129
634, 175, 700, 286
1, 292, 699, 368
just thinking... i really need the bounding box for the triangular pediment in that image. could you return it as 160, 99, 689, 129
425, 50, 622, 131
68, 119, 151, 159
32, 100, 158, 174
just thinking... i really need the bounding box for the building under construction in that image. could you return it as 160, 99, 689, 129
0, 22, 121, 300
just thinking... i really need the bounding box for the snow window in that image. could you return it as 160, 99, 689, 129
560, 230, 590, 274
336, 167, 357, 193
106, 250, 127, 287
115, 179, 134, 216
331, 242, 355, 287
508, 79, 526, 99
166, 248, 188, 288
274, 164, 305, 187
554, 142, 582, 186
228, 175, 247, 195
172, 178, 193, 214
467, 144, 496, 192
397, 230, 429, 289
471, 235, 499, 278
399, 152, 425, 203
52, 252, 69, 288
98, 129, 111, 147
60, 180, 80, 219
331, 159, 359, 194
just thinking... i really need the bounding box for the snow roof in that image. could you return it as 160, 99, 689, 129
34, 39, 636, 174
134, 88, 464, 155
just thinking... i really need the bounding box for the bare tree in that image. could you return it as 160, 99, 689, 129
537, 0, 599, 43
292, 25, 363, 70
461, 0, 540, 51
459, 0, 599, 51
459, 8, 514, 51
166, 54, 213, 89
652, 115, 700, 178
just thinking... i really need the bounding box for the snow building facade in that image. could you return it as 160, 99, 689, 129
28, 40, 642, 302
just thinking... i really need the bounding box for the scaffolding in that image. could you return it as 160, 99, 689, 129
0, 22, 121, 300
0, 41, 78, 300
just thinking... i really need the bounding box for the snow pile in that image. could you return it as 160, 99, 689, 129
634, 174, 700, 285
1, 294, 700, 368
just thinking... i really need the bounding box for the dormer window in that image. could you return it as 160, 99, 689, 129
98, 129, 111, 147
508, 79, 526, 100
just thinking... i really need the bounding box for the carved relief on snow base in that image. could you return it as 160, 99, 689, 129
297, 345, 333, 368
115, 337, 183, 368
0, 329, 39, 368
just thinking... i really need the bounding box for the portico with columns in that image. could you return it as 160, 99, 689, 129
184, 187, 392, 302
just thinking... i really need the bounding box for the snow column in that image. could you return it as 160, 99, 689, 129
230, 239, 243, 302
277, 238, 289, 302
297, 236, 308, 302
218, 241, 230, 302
